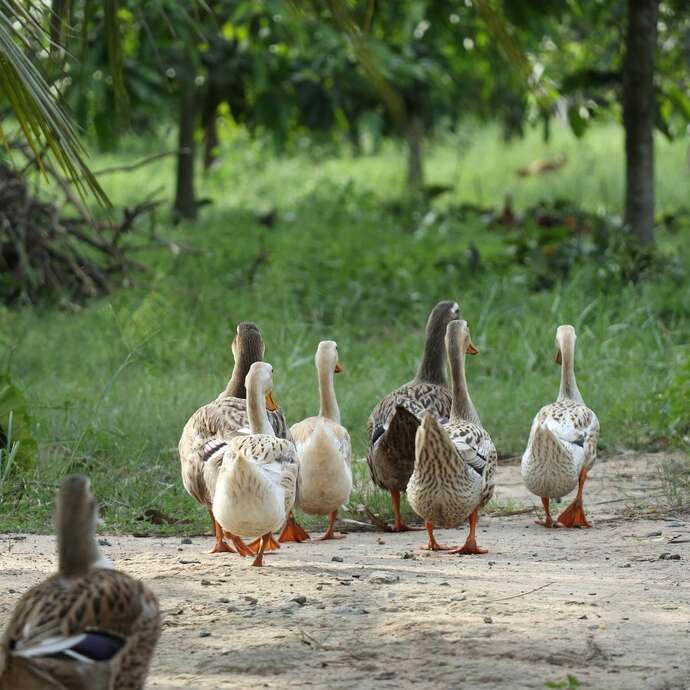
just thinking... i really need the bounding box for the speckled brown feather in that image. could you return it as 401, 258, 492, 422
1, 570, 159, 690
367, 383, 452, 492
408, 413, 497, 528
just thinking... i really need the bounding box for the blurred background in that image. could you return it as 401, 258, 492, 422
0, 0, 688, 532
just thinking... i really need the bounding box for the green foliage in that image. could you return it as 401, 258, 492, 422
0, 122, 687, 533
0, 1, 109, 205
0, 411, 21, 494
0, 371, 37, 474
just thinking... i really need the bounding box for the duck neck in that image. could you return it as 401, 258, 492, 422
318, 366, 340, 423
224, 356, 252, 398
449, 344, 480, 425
58, 512, 101, 577
558, 341, 583, 403
247, 384, 275, 435
416, 320, 446, 385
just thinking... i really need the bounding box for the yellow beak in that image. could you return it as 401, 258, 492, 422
265, 391, 279, 412
466, 340, 480, 355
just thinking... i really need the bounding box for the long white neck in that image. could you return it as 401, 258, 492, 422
247, 383, 275, 435
558, 339, 583, 403
448, 341, 481, 426
318, 364, 340, 423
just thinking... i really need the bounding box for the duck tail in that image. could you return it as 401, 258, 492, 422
531, 425, 569, 463
382, 404, 419, 458
414, 412, 448, 467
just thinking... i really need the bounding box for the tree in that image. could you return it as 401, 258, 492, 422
0, 0, 110, 206
623, 0, 658, 246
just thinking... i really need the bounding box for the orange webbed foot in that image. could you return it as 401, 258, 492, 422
391, 523, 424, 533
248, 533, 281, 553
556, 500, 591, 528
534, 518, 556, 529
279, 515, 311, 543
447, 541, 488, 555
318, 530, 347, 541
209, 540, 234, 554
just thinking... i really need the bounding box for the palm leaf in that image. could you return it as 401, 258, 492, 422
0, 2, 110, 208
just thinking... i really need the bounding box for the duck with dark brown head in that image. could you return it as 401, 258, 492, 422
366, 301, 460, 532
178, 321, 293, 555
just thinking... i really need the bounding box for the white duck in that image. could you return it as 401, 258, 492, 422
211, 362, 299, 566
521, 324, 599, 528
284, 341, 352, 542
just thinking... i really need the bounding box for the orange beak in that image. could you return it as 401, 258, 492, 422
334, 362, 344, 374
265, 391, 279, 411
555, 349, 562, 365
466, 340, 480, 355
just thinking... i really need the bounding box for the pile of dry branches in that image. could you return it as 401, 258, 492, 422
0, 145, 168, 305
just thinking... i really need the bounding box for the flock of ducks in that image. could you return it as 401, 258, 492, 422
0, 301, 599, 689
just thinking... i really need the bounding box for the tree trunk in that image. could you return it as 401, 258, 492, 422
203, 115, 219, 174
623, 0, 658, 246
174, 83, 197, 220
405, 114, 424, 190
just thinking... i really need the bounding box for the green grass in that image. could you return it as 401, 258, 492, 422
0, 121, 688, 534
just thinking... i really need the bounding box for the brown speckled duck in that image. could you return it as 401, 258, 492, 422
408, 320, 497, 553
178, 322, 291, 555
521, 325, 599, 528
0, 476, 160, 690
367, 301, 459, 531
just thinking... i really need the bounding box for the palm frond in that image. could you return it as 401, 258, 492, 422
0, 3, 110, 208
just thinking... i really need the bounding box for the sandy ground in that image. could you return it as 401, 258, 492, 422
1, 451, 689, 690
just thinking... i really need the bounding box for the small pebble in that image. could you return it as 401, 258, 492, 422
292, 596, 307, 606
199, 631, 211, 638
659, 553, 681, 560
483, 616, 493, 624
244, 596, 258, 605
331, 556, 343, 563
98, 538, 112, 547
219, 597, 230, 604
181, 537, 193, 545
200, 579, 212, 586
368, 571, 399, 585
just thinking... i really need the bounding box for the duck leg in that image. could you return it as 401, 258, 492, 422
248, 533, 281, 553
390, 490, 423, 532
556, 468, 592, 528
208, 510, 234, 554
278, 511, 311, 543
319, 511, 346, 540
222, 530, 255, 557
421, 521, 452, 551
535, 497, 555, 528
447, 510, 488, 555
251, 533, 271, 567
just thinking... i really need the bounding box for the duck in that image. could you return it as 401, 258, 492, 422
212, 362, 300, 566
367, 300, 459, 531
521, 324, 599, 528
0, 476, 160, 690
285, 341, 352, 542
407, 320, 497, 553
178, 321, 291, 555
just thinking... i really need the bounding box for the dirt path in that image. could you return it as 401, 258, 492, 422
1, 452, 688, 690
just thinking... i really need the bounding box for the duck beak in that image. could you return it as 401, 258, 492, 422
466, 340, 480, 355
265, 391, 279, 411
555, 349, 562, 365
334, 362, 344, 374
